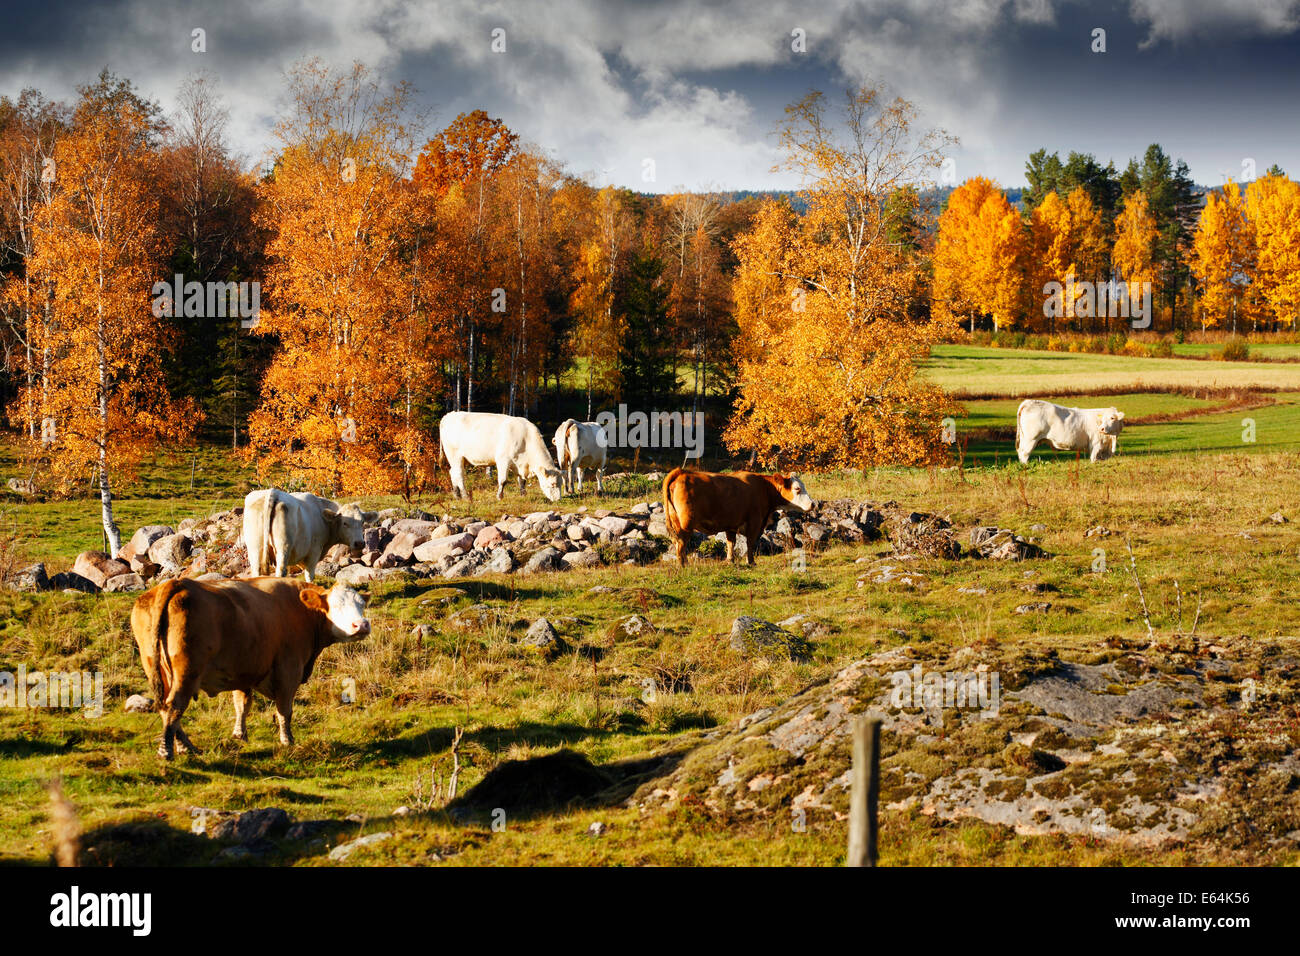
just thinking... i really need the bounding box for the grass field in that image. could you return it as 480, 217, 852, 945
2, 346, 1298, 867
925, 344, 1300, 395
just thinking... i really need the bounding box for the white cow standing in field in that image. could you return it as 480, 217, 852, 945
1016, 399, 1126, 464
439, 411, 564, 502
552, 419, 608, 494
243, 489, 378, 582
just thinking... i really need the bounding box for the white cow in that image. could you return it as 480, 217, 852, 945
243, 489, 378, 582
552, 419, 609, 494
1016, 400, 1126, 464
439, 412, 563, 502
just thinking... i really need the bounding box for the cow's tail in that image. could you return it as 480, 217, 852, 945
1015, 400, 1027, 452
260, 490, 278, 576
663, 467, 685, 539
560, 420, 578, 470
149, 582, 178, 708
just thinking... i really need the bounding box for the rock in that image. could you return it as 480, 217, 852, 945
565, 523, 588, 542
729, 616, 812, 661
524, 510, 556, 526
443, 549, 488, 579
413, 532, 474, 563
522, 617, 565, 658
561, 549, 603, 570
608, 614, 654, 640
123, 525, 174, 562
314, 561, 342, 579
328, 831, 393, 862
647, 514, 669, 537
129, 554, 161, 577
335, 564, 377, 585
103, 572, 146, 592
7, 563, 48, 592
475, 526, 508, 549
373, 550, 407, 569
73, 551, 131, 589
587, 821, 607, 837
630, 502, 651, 515
123, 694, 153, 713
48, 570, 97, 593
1084, 525, 1112, 538
390, 518, 438, 536
325, 543, 353, 564
147, 533, 192, 572
1014, 602, 1052, 614
194, 572, 227, 582
481, 546, 515, 575
393, 805, 413, 817
1267, 511, 1287, 524
599, 516, 630, 536
523, 547, 562, 574
206, 807, 291, 844
447, 604, 498, 630
286, 820, 332, 842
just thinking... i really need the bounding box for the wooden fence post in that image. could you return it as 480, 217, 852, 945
847, 715, 881, 867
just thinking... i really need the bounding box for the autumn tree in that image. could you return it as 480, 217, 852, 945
1191, 181, 1255, 332
932, 177, 1024, 332
571, 185, 631, 417
1245, 173, 1300, 329
247, 60, 429, 494
24, 73, 195, 552
727, 87, 957, 469
1112, 190, 1158, 316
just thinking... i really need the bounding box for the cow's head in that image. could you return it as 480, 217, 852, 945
301, 583, 371, 642
323, 503, 379, 556
1097, 408, 1126, 436
778, 474, 815, 511
538, 467, 564, 502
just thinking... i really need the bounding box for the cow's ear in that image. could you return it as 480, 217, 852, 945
781, 474, 793, 488
1115, 410, 1125, 420
300, 587, 328, 612
362, 510, 379, 522
321, 508, 339, 529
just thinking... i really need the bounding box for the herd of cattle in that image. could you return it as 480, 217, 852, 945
125, 400, 1125, 759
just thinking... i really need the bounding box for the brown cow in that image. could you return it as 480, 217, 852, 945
663, 467, 815, 567
130, 576, 370, 759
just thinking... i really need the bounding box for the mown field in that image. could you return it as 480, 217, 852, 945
1, 345, 1298, 867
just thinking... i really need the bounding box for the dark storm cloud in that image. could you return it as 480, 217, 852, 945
3, 0, 1299, 188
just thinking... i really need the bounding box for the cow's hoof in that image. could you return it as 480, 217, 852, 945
156, 745, 173, 760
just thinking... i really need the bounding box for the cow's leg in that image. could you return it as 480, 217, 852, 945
448, 455, 469, 501
744, 518, 764, 566
158, 676, 201, 760
725, 531, 737, 564
496, 460, 511, 500
596, 468, 604, 494
575, 466, 584, 494
272, 690, 295, 747
232, 689, 251, 742
674, 534, 688, 568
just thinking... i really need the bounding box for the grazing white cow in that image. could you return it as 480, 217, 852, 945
439, 411, 563, 502
1016, 399, 1126, 464
552, 419, 609, 494
243, 489, 378, 582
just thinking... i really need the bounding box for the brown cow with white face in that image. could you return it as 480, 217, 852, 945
663, 467, 815, 567
130, 576, 370, 759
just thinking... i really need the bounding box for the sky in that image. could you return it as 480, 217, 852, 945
3, 0, 1299, 191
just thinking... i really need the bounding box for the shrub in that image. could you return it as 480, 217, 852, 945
1218, 339, 1250, 362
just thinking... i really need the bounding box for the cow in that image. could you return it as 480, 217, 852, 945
663, 468, 815, 567
242, 489, 378, 582
1015, 399, 1126, 464
439, 411, 564, 502
552, 419, 609, 494
130, 576, 370, 759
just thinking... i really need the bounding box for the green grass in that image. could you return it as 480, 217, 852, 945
924, 344, 1300, 395
3, 345, 1300, 866
1172, 342, 1300, 360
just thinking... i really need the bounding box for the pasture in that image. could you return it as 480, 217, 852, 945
2, 346, 1298, 867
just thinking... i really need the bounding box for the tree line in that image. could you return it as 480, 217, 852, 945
933, 147, 1300, 334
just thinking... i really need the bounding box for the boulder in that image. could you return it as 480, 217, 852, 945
729, 616, 812, 662
561, 549, 603, 570
48, 570, 97, 593
522, 617, 565, 659
123, 525, 174, 563
103, 572, 146, 593
147, 533, 192, 572
598, 515, 630, 536
413, 532, 474, 564
474, 526, 508, 549
522, 547, 562, 574
123, 694, 153, 713
73, 551, 131, 589
390, 518, 438, 537
383, 531, 428, 563
7, 563, 48, 592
